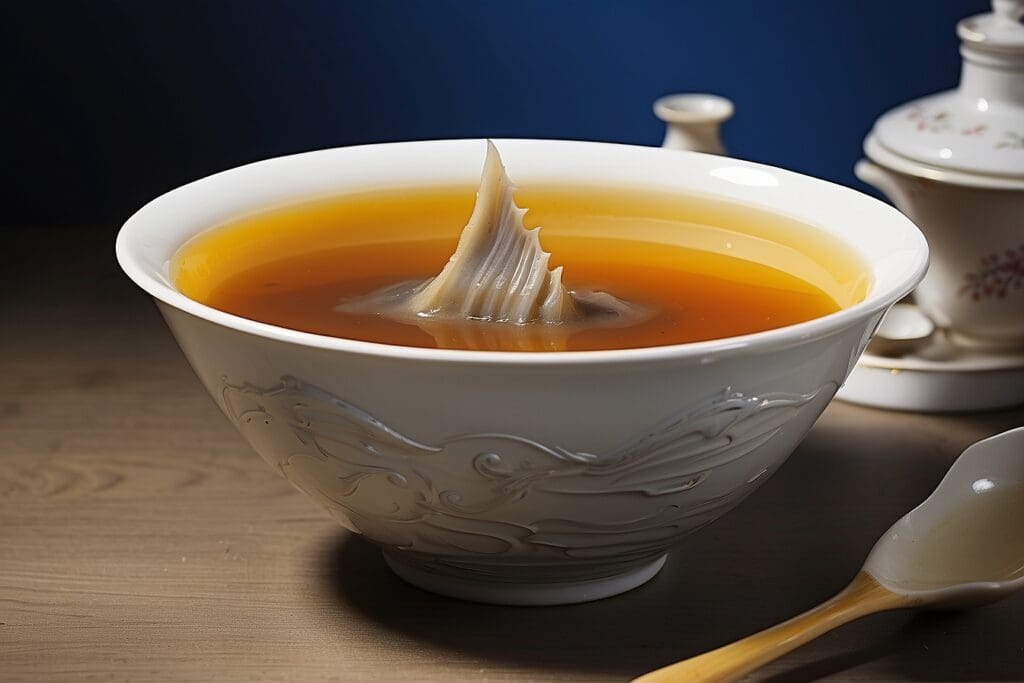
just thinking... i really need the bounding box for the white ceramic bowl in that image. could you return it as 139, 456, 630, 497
117, 140, 928, 605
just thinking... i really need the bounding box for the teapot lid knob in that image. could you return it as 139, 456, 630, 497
992, 0, 1024, 22
958, 0, 1024, 53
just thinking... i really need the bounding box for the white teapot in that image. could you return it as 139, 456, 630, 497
855, 0, 1024, 350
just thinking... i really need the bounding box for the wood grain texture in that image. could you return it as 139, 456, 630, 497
2, 229, 1023, 681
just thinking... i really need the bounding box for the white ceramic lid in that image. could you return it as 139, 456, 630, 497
866, 0, 1024, 189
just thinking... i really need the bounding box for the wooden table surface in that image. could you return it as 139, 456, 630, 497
2, 229, 1023, 681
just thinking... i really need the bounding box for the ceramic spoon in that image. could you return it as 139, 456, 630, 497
866, 303, 936, 357
633, 427, 1024, 683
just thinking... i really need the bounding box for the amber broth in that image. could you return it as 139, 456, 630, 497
173, 185, 868, 352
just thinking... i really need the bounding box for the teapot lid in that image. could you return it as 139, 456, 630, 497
866, 0, 1024, 189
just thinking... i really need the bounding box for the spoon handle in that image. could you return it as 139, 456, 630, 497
632, 572, 909, 683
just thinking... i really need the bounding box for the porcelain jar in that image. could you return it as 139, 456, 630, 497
856, 0, 1024, 350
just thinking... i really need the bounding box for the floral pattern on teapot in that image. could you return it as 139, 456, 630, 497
905, 106, 1023, 148
960, 246, 1024, 300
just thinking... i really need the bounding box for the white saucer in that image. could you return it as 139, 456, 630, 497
837, 329, 1024, 413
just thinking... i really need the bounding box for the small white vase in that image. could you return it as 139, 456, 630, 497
653, 93, 734, 154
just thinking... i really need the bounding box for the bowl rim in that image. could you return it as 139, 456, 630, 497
116, 138, 929, 366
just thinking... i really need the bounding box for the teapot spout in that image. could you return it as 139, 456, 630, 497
654, 94, 733, 155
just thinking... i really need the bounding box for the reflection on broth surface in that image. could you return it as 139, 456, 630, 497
173, 184, 867, 352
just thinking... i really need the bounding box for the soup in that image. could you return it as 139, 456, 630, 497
173, 185, 867, 352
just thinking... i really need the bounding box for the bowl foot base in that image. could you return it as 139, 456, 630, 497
382, 552, 667, 606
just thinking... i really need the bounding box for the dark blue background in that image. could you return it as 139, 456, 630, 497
3, 1, 986, 227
